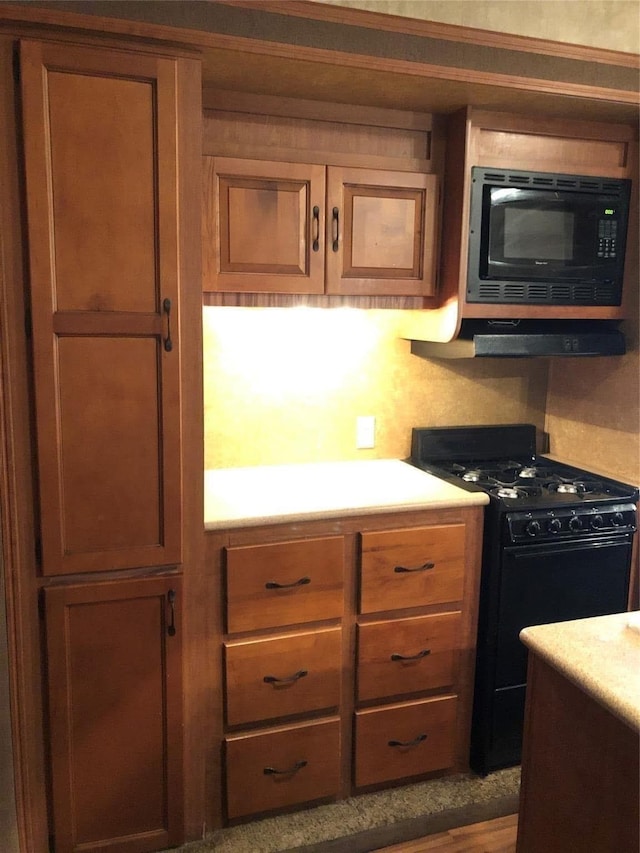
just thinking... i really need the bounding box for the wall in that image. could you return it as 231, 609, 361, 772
203, 307, 548, 468
313, 0, 640, 54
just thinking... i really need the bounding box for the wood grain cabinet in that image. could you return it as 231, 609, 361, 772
44, 577, 183, 853
354, 523, 472, 789
204, 156, 438, 296
222, 535, 346, 818
19, 38, 199, 852
213, 506, 483, 822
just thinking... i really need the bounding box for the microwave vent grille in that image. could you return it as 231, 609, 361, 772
550, 284, 572, 301
473, 281, 620, 305
504, 283, 526, 299
481, 170, 625, 194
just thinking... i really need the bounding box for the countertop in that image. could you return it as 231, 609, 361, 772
204, 458, 488, 530
520, 611, 640, 732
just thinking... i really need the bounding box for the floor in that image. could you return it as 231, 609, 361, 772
374, 813, 518, 852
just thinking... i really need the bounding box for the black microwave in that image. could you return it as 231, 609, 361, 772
467, 167, 631, 305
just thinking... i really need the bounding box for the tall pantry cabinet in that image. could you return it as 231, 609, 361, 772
18, 39, 203, 853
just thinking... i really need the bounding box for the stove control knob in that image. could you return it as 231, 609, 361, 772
569, 516, 583, 532
612, 512, 625, 527
591, 514, 604, 530
526, 520, 541, 537
548, 518, 562, 534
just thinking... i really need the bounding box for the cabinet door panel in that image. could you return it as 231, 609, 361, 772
225, 626, 342, 726
359, 524, 465, 614
206, 157, 325, 293
357, 611, 461, 702
225, 536, 344, 632
354, 695, 457, 788
21, 40, 182, 575
225, 718, 340, 818
45, 576, 183, 853
326, 167, 438, 296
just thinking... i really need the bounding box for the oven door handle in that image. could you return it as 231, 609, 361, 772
505, 535, 632, 559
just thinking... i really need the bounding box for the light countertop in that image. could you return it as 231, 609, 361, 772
520, 611, 640, 732
204, 458, 488, 530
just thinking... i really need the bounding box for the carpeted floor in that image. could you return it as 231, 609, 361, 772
166, 767, 521, 853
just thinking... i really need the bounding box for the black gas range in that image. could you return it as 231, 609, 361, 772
410, 423, 638, 774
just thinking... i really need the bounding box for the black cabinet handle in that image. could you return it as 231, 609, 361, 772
332, 206, 339, 252
390, 649, 431, 662
394, 562, 435, 574
265, 576, 311, 590
162, 298, 173, 352
263, 669, 308, 685
388, 733, 427, 748
312, 205, 320, 252
167, 588, 176, 636
263, 759, 307, 776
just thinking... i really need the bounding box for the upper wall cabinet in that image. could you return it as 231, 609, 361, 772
20, 40, 187, 576
204, 156, 438, 297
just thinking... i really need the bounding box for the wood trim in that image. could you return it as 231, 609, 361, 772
202, 89, 434, 130
0, 35, 49, 853
232, 1, 640, 69
174, 55, 207, 843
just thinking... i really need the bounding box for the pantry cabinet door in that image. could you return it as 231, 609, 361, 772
205, 157, 326, 293
45, 576, 183, 853
20, 40, 182, 575
325, 167, 438, 296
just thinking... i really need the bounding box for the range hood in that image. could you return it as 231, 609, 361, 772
409, 319, 626, 359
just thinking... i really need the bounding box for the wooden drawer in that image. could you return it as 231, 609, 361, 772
225, 718, 341, 818
359, 525, 465, 614
357, 611, 461, 702
354, 695, 457, 788
225, 536, 344, 633
225, 626, 342, 726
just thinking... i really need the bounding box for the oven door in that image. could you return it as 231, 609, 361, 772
477, 533, 633, 772
496, 534, 633, 688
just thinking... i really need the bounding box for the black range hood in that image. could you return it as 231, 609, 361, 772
410, 319, 626, 359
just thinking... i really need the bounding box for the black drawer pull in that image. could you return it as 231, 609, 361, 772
265, 576, 311, 590
263, 759, 308, 776
263, 669, 308, 685
390, 648, 431, 662
312, 205, 320, 252
388, 733, 427, 748
167, 589, 176, 637
394, 562, 435, 574
332, 206, 339, 252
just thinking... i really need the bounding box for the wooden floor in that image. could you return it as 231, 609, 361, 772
373, 813, 518, 852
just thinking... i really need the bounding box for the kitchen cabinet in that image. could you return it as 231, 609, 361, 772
212, 503, 483, 821
205, 156, 438, 297
222, 535, 345, 819
21, 39, 183, 577
44, 577, 183, 853
18, 37, 200, 851
354, 524, 465, 788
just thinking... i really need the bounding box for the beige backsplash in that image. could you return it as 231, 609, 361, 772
203, 307, 550, 469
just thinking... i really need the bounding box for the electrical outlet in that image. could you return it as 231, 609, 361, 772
356, 416, 375, 449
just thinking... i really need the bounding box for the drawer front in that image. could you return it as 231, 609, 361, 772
226, 536, 344, 633
225, 718, 341, 818
225, 626, 342, 726
357, 611, 461, 702
354, 695, 457, 788
359, 525, 465, 614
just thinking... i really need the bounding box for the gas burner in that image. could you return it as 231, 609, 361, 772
462, 469, 483, 482
519, 467, 538, 479
556, 482, 578, 494
495, 486, 522, 499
